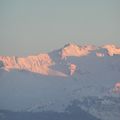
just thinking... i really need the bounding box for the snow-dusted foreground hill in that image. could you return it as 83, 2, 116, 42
0, 43, 120, 120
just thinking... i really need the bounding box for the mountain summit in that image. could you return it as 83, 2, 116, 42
0, 43, 120, 76
61, 43, 95, 59
0, 43, 120, 120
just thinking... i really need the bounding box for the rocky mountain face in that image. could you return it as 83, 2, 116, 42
0, 43, 120, 120
0, 43, 120, 75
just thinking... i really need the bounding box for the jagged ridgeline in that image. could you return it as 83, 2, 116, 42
0, 43, 120, 120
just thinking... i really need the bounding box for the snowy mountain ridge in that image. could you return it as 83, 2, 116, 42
0, 43, 120, 120
0, 43, 120, 76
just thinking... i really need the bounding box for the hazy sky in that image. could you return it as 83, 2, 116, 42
0, 0, 120, 55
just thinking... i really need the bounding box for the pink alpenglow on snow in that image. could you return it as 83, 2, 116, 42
96, 53, 104, 57
103, 44, 120, 56
61, 43, 94, 59
0, 43, 120, 76
0, 54, 67, 76
0, 54, 53, 75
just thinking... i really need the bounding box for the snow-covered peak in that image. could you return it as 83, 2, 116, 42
103, 44, 120, 56
0, 54, 68, 76
0, 54, 53, 75
0, 43, 120, 76
61, 43, 94, 59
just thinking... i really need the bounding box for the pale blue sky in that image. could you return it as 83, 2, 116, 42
0, 0, 120, 55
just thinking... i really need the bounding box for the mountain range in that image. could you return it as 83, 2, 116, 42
0, 43, 120, 120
